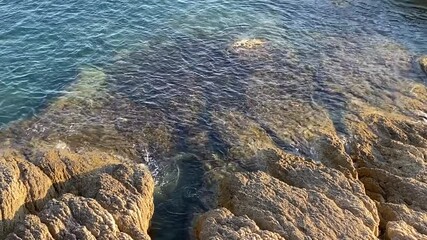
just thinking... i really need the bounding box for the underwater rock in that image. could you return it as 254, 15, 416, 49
228, 38, 275, 60
420, 56, 427, 74
203, 169, 379, 240
211, 110, 284, 171
52, 67, 108, 110
0, 147, 154, 239
231, 38, 266, 50
212, 108, 356, 176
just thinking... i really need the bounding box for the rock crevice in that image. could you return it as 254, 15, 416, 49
0, 147, 154, 240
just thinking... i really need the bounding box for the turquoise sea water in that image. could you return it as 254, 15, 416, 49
1, 0, 426, 127
1, 0, 427, 239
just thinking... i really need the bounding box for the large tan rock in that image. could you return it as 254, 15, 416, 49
346, 104, 427, 240
0, 150, 56, 235
197, 166, 379, 240
420, 56, 427, 74
386, 221, 427, 240
5, 215, 54, 240
195, 208, 284, 240
267, 156, 379, 233
10, 194, 134, 240
0, 148, 154, 240
377, 203, 427, 239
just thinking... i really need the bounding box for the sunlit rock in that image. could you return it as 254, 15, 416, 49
377, 203, 427, 239
5, 215, 54, 240
345, 98, 427, 240
420, 56, 427, 74
232, 38, 266, 50
0, 147, 154, 239
346, 103, 427, 183
200, 167, 379, 239
386, 221, 427, 240
195, 208, 284, 240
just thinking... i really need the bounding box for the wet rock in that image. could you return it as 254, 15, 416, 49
0, 148, 154, 239
227, 38, 276, 60
212, 109, 356, 176
420, 56, 427, 74
231, 38, 266, 50
52, 67, 108, 110
195, 208, 284, 240
211, 110, 283, 170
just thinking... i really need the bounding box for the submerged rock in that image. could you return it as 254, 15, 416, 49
0, 147, 154, 239
228, 38, 276, 60
231, 38, 266, 50
52, 67, 108, 110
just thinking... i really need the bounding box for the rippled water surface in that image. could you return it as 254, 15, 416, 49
1, 0, 427, 239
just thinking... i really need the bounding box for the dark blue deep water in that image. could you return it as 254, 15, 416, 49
1, 0, 427, 239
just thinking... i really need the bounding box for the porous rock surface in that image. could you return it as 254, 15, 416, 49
195, 208, 284, 240
196, 153, 380, 240
420, 56, 427, 74
0, 147, 154, 240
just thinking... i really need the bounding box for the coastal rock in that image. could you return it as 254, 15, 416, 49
7, 194, 134, 240
347, 107, 427, 183
0, 148, 154, 239
197, 151, 380, 240
5, 215, 54, 240
195, 208, 284, 240
346, 104, 427, 239
420, 56, 427, 74
377, 203, 427, 239
267, 155, 379, 233
386, 221, 427, 240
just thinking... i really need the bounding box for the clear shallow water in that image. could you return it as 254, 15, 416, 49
1, 0, 427, 239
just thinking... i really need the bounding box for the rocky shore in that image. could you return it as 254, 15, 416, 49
0, 147, 154, 240
1, 38, 426, 240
